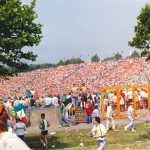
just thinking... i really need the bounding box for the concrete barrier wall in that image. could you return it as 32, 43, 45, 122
7, 109, 60, 126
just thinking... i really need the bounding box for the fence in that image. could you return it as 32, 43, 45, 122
101, 85, 150, 120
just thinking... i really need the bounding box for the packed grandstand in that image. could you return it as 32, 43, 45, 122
0, 58, 149, 98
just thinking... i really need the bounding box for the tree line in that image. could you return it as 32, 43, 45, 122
1, 50, 141, 74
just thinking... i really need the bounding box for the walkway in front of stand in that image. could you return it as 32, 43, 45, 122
25, 116, 148, 135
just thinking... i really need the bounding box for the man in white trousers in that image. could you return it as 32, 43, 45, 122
106, 102, 115, 131
124, 102, 136, 132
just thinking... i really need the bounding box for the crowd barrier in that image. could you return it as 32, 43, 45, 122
7, 108, 60, 126
101, 85, 150, 120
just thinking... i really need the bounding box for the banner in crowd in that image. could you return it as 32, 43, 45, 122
64, 97, 72, 109
14, 104, 27, 124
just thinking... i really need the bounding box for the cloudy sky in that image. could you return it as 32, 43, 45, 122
21, 0, 149, 64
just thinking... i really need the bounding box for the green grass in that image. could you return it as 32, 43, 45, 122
24, 123, 150, 149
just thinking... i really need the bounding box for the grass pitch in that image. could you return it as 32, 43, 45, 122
24, 123, 150, 149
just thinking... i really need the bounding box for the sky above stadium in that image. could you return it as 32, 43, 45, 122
21, 0, 149, 64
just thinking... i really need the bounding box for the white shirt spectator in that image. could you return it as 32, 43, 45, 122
53, 96, 58, 106
14, 121, 26, 136
45, 97, 52, 105
112, 96, 117, 103
92, 109, 100, 118
107, 106, 113, 118
127, 91, 132, 99
141, 91, 147, 98
127, 106, 134, 116
92, 123, 107, 141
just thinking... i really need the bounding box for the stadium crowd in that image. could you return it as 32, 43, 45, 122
0, 58, 149, 99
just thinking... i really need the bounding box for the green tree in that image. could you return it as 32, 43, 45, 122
128, 4, 150, 60
114, 52, 122, 59
75, 57, 84, 64
0, 0, 43, 78
102, 56, 115, 62
91, 55, 100, 62
131, 50, 139, 58
64, 58, 77, 65
57, 59, 64, 66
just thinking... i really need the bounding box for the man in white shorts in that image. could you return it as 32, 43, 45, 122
39, 113, 50, 149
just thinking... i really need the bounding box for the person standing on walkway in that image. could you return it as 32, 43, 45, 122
10, 100, 16, 127
14, 118, 26, 140
85, 99, 93, 124
39, 113, 50, 149
80, 83, 88, 109
146, 106, 150, 123
92, 105, 100, 123
106, 102, 115, 131
91, 117, 107, 150
71, 84, 78, 107
59, 100, 70, 128
124, 102, 135, 132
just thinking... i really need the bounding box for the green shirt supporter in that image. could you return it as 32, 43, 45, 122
60, 103, 65, 113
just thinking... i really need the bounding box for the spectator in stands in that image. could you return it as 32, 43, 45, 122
85, 99, 93, 124
25, 96, 30, 108
141, 89, 147, 109
10, 100, 16, 127
67, 92, 71, 99
127, 89, 132, 108
112, 91, 117, 116
40, 96, 45, 108
53, 95, 58, 107
104, 90, 108, 111
22, 97, 27, 107
6, 97, 11, 111
35, 97, 41, 108
92, 92, 96, 108
71, 84, 79, 107
78, 93, 82, 108
30, 95, 35, 109
81, 83, 88, 109
45, 95, 51, 108
61, 94, 68, 102
14, 97, 19, 107
92, 105, 100, 123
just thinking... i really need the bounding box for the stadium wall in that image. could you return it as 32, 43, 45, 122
7, 108, 60, 125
